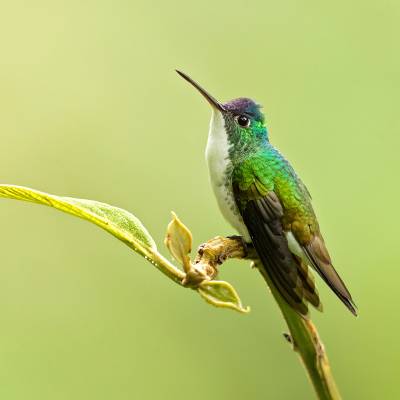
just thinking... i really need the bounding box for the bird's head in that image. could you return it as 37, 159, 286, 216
176, 70, 268, 147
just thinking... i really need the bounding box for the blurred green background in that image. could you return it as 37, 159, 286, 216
0, 0, 398, 399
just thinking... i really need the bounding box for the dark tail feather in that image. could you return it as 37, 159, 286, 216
304, 237, 357, 316
315, 262, 358, 316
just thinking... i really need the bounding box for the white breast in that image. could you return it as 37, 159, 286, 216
205, 110, 250, 241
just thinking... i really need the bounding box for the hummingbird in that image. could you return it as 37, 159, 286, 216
176, 70, 357, 317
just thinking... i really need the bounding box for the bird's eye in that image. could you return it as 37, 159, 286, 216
236, 115, 251, 127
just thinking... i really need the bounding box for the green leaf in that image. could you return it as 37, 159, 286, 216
0, 184, 248, 314
198, 280, 250, 314
0, 184, 156, 256
0, 185, 187, 284
164, 212, 192, 272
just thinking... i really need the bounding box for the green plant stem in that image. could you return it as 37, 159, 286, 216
195, 236, 341, 400
145, 247, 186, 284
257, 264, 341, 400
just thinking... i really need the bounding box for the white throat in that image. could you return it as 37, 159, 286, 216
205, 110, 250, 240
205, 110, 230, 184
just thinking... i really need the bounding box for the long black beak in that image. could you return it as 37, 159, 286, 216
176, 70, 225, 112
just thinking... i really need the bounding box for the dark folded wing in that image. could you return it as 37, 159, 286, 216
233, 183, 321, 316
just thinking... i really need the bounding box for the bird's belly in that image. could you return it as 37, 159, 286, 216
210, 173, 250, 241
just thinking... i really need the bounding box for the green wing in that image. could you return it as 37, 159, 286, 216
233, 176, 321, 317
233, 157, 357, 316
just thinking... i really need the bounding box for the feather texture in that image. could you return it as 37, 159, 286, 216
231, 148, 356, 317
234, 183, 321, 316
